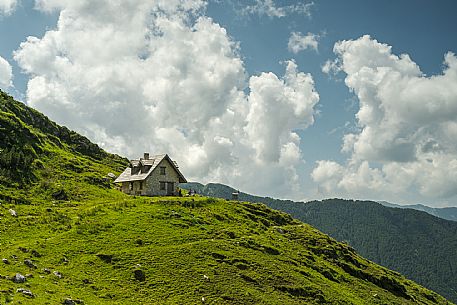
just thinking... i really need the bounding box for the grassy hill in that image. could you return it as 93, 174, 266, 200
0, 90, 128, 204
1, 196, 452, 304
0, 91, 453, 304
181, 183, 457, 303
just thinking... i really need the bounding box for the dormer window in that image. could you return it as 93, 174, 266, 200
132, 166, 140, 175
160, 166, 166, 175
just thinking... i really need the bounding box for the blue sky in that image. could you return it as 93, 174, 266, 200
1, 0, 457, 206
206, 0, 457, 206
207, 0, 457, 152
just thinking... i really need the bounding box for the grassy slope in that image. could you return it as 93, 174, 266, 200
181, 183, 457, 303
0, 197, 451, 304
0, 90, 128, 204
0, 92, 452, 304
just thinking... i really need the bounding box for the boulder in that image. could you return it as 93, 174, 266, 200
63, 298, 84, 305
53, 271, 63, 278
31, 250, 42, 257
275, 227, 285, 234
133, 269, 145, 281
17, 288, 34, 298
96, 254, 113, 263
12, 273, 26, 283
24, 259, 37, 269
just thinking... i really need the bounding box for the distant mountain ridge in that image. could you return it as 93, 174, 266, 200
181, 182, 457, 303
181, 182, 299, 205
181, 182, 457, 222
378, 201, 457, 222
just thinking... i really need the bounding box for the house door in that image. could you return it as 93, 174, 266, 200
166, 182, 174, 196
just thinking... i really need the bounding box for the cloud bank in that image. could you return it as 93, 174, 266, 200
0, 56, 12, 90
14, 0, 319, 199
314, 35, 457, 204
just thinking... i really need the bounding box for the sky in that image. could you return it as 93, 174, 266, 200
1, 0, 457, 207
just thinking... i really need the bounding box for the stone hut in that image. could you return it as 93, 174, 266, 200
114, 153, 187, 196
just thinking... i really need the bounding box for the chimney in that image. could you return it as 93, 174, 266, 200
144, 152, 149, 160
232, 190, 240, 201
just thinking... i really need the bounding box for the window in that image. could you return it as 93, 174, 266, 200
139, 181, 143, 190
160, 182, 166, 190
160, 166, 166, 175
129, 182, 133, 191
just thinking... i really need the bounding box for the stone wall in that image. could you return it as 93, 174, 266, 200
121, 181, 144, 195
144, 158, 180, 196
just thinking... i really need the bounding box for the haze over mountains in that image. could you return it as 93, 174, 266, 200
182, 182, 457, 303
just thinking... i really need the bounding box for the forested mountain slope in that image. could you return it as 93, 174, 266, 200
379, 201, 457, 222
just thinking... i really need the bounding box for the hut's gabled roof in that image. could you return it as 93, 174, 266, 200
114, 154, 187, 183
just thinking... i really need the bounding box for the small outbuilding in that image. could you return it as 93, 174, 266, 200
114, 153, 187, 196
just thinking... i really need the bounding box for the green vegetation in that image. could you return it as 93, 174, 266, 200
0, 197, 452, 304
276, 199, 457, 304
379, 201, 457, 222
181, 183, 457, 304
0, 91, 453, 304
0, 90, 128, 204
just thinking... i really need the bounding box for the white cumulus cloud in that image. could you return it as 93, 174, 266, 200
0, 56, 12, 90
312, 35, 457, 205
288, 32, 319, 53
0, 0, 17, 15
14, 0, 319, 199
